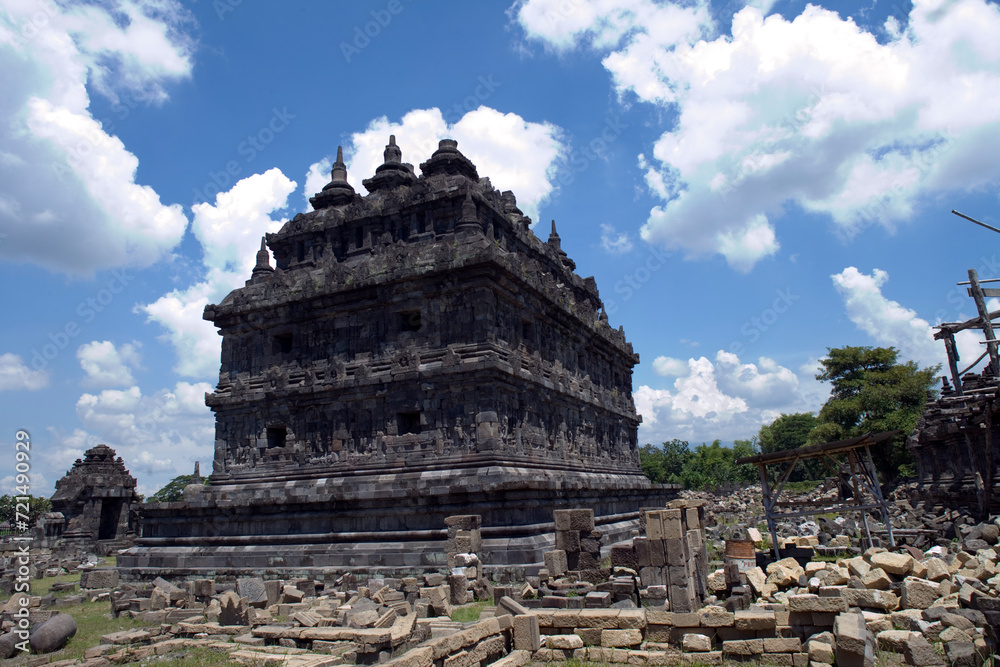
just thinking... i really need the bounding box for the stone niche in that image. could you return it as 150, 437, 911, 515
120, 137, 678, 579
41, 444, 139, 551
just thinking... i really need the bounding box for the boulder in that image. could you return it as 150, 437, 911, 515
29, 613, 77, 654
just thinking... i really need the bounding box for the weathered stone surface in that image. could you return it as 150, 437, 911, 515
723, 639, 764, 655
29, 613, 77, 653
900, 634, 946, 666
901, 578, 941, 610
841, 588, 900, 611
735, 608, 776, 630
682, 633, 713, 652
546, 634, 584, 650
218, 590, 249, 626
42, 444, 138, 548
870, 552, 914, 576
0, 631, 19, 659
80, 569, 118, 589
834, 612, 874, 667
237, 577, 268, 607
600, 628, 642, 647
120, 138, 679, 575
512, 614, 540, 652
788, 595, 847, 613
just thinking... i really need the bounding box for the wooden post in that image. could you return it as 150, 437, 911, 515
969, 269, 1000, 377
944, 332, 964, 394
758, 462, 781, 561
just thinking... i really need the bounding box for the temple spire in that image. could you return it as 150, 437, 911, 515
383, 135, 402, 164
310, 145, 357, 209
363, 135, 416, 193
548, 219, 562, 251
252, 237, 273, 278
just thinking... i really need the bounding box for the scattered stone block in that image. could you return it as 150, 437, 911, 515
600, 628, 642, 647
834, 612, 874, 667
682, 633, 713, 652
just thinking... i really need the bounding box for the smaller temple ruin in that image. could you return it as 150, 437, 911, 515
37, 444, 139, 552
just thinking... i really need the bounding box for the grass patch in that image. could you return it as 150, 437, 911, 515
812, 553, 843, 562
142, 645, 238, 665
783, 480, 823, 495
4, 597, 151, 665
450, 600, 490, 623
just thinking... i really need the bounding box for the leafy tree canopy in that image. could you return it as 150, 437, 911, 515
639, 439, 758, 489
758, 412, 821, 481
0, 494, 52, 530
148, 474, 199, 503
808, 345, 939, 482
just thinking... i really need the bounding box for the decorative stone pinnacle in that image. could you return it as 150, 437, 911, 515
384, 135, 402, 164
331, 146, 348, 182
457, 190, 480, 230
311, 145, 357, 208
548, 219, 562, 251
252, 237, 273, 276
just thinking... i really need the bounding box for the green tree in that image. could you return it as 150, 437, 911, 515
680, 439, 758, 489
148, 474, 198, 503
758, 412, 821, 481
640, 439, 691, 484
808, 346, 938, 483
0, 494, 52, 531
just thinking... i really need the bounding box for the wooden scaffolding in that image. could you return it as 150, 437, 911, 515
736, 432, 898, 559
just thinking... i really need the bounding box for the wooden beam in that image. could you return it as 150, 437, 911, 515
969, 269, 1000, 376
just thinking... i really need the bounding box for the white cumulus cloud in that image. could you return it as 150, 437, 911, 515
0, 0, 193, 275
77, 340, 141, 387
600, 223, 634, 254
142, 169, 296, 379
516, 0, 1000, 271
832, 266, 983, 372
304, 107, 566, 224
68, 381, 215, 494
0, 352, 49, 391
635, 350, 827, 444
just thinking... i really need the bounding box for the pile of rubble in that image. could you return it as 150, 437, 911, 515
8, 497, 1000, 666
2, 565, 502, 665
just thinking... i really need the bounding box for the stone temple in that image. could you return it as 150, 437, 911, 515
120, 137, 676, 579
37, 444, 139, 552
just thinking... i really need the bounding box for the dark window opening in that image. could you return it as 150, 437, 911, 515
296, 241, 305, 262
267, 426, 287, 448
355, 227, 365, 249
273, 333, 293, 354
397, 412, 421, 435
522, 320, 533, 344
417, 213, 427, 235
400, 310, 421, 332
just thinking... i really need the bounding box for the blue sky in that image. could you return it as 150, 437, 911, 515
2, 0, 999, 496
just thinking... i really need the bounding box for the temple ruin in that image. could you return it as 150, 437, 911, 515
37, 444, 139, 551
119, 137, 677, 579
